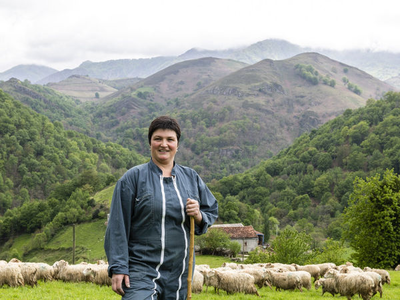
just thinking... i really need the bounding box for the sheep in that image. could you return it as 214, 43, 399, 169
265, 262, 296, 272
52, 260, 92, 282
340, 265, 363, 273
316, 262, 337, 277
292, 270, 312, 290
363, 271, 383, 298
82, 264, 111, 286
18, 263, 38, 287
0, 264, 24, 287
202, 267, 232, 293
265, 270, 303, 292
292, 264, 321, 281
315, 277, 337, 296
325, 268, 375, 300
191, 270, 204, 294
16, 262, 54, 282
238, 267, 267, 289
363, 267, 391, 285
214, 270, 260, 296
222, 262, 238, 269
194, 264, 210, 273
8, 261, 39, 287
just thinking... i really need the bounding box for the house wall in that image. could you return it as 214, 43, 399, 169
233, 238, 259, 253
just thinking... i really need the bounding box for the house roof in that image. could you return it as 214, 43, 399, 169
210, 224, 259, 239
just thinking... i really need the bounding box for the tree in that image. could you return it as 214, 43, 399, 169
195, 228, 240, 256
342, 169, 400, 268
270, 227, 312, 264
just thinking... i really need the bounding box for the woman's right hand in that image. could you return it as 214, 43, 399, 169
112, 273, 130, 296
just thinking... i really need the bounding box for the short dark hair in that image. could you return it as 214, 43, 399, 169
148, 116, 181, 144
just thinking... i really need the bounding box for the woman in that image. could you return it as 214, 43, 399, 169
104, 116, 218, 300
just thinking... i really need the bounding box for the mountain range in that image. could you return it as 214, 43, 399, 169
2, 51, 394, 182
1, 39, 400, 86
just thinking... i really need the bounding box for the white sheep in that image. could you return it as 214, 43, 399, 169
0, 264, 24, 287
215, 270, 260, 296
238, 267, 267, 289
316, 262, 337, 276
191, 269, 204, 294
315, 277, 337, 296
340, 265, 363, 273
222, 262, 239, 269
363, 267, 391, 285
194, 264, 210, 273
363, 271, 383, 298
292, 270, 312, 290
82, 264, 111, 286
292, 264, 321, 281
265, 270, 303, 292
265, 262, 296, 271
53, 260, 92, 282
18, 263, 38, 287
20, 262, 54, 282
325, 268, 374, 300
201, 267, 232, 293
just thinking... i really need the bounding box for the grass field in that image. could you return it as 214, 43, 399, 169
1, 255, 399, 299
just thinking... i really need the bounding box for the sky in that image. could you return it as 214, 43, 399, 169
1, 0, 400, 72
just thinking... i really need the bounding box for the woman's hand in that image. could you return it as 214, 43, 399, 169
111, 273, 130, 296
186, 198, 202, 225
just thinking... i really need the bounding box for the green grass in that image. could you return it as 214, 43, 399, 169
1, 271, 399, 299
93, 185, 115, 206
24, 220, 108, 264
195, 255, 232, 268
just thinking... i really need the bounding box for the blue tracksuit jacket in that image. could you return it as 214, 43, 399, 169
104, 159, 218, 299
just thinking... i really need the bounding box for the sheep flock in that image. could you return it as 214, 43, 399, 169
0, 258, 394, 299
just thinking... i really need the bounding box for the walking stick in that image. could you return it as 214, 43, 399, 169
187, 216, 195, 300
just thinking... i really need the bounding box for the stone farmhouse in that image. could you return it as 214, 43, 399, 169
210, 223, 264, 253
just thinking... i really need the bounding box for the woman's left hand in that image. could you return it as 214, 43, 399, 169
186, 198, 202, 225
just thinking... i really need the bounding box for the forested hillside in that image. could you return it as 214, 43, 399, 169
209, 92, 400, 245
0, 89, 147, 251
0, 78, 93, 134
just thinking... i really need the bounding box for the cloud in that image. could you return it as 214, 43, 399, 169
1, 0, 400, 72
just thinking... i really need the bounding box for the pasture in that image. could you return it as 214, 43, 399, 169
1, 255, 399, 299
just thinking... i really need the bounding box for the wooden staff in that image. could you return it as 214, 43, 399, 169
187, 216, 195, 300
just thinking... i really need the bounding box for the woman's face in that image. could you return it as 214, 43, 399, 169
150, 129, 178, 166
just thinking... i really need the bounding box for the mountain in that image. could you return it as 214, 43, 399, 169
47, 75, 118, 102
36, 56, 180, 84
385, 75, 400, 90
91, 53, 396, 181
32, 39, 400, 85
0, 64, 58, 83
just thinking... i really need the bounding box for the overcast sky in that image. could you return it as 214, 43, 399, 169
1, 0, 399, 72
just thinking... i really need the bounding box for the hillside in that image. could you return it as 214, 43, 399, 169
0, 64, 58, 83
47, 75, 118, 102
0, 89, 147, 250
29, 39, 400, 84
0, 78, 93, 134
209, 91, 400, 247
92, 53, 396, 181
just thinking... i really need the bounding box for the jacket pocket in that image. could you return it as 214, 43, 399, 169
133, 192, 154, 225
